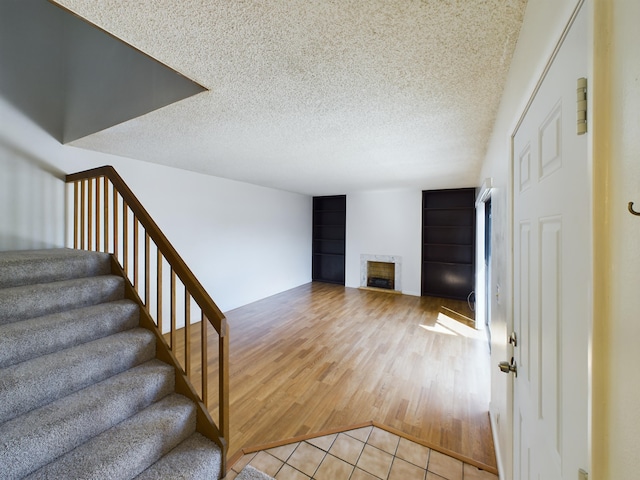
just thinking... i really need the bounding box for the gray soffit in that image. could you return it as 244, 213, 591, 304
50, 0, 527, 195
0, 0, 205, 144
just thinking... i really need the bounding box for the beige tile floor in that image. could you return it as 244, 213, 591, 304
224, 426, 497, 480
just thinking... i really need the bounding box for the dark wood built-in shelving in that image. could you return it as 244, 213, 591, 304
312, 195, 346, 285
421, 188, 476, 300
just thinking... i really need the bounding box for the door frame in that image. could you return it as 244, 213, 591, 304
475, 178, 494, 332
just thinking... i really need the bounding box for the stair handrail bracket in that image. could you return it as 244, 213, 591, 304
66, 165, 229, 474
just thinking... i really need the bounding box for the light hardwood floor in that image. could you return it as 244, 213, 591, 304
173, 282, 495, 469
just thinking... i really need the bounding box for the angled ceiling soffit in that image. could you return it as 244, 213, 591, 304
0, 0, 205, 144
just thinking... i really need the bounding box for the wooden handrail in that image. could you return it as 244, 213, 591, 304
67, 166, 226, 335
66, 165, 229, 475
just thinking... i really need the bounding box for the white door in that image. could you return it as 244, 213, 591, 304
511, 5, 589, 480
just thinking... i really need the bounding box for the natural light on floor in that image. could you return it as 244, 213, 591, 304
420, 310, 483, 340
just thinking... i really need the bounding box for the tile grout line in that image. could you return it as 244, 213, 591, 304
273, 442, 307, 479
235, 425, 495, 480
346, 428, 371, 480
310, 438, 332, 480
315, 430, 360, 480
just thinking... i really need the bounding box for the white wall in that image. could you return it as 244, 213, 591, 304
476, 0, 583, 477
0, 0, 67, 249
99, 160, 312, 312
0, 140, 66, 250
345, 189, 422, 296
0, 94, 312, 312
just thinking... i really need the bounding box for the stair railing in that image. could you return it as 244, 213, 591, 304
66, 166, 229, 473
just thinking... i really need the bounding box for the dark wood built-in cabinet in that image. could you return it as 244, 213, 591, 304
421, 188, 476, 300
312, 195, 346, 285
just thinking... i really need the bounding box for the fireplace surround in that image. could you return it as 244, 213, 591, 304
360, 254, 402, 292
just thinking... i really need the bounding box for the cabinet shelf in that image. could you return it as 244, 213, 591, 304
424, 225, 473, 229
423, 260, 473, 266
423, 207, 475, 211
313, 195, 346, 285
421, 188, 476, 300
423, 242, 473, 247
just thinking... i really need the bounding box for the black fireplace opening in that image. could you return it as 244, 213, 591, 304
366, 261, 395, 290
368, 277, 394, 289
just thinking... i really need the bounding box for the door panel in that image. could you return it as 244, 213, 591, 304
518, 221, 531, 383
539, 217, 561, 456
512, 4, 589, 480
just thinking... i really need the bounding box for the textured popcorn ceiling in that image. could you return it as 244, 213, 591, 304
53, 0, 527, 195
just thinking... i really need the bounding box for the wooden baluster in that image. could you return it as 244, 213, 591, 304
95, 177, 101, 251
133, 215, 139, 290
73, 182, 79, 249
80, 180, 86, 250
185, 291, 191, 378
103, 177, 109, 252
88, 179, 94, 251
123, 205, 129, 277
145, 232, 150, 308
219, 323, 229, 452
202, 312, 208, 406
113, 189, 119, 260
157, 250, 163, 332
170, 268, 177, 350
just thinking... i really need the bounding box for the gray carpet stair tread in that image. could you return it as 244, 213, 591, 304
134, 432, 222, 480
236, 465, 276, 480
25, 393, 197, 480
0, 328, 155, 423
0, 299, 139, 368
0, 249, 219, 480
0, 248, 111, 288
0, 275, 124, 325
0, 360, 175, 480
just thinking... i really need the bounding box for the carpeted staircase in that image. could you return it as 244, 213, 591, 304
0, 249, 222, 479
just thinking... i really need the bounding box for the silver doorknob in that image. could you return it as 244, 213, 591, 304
498, 357, 517, 377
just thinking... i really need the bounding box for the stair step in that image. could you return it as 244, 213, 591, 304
236, 466, 276, 480
0, 328, 155, 424
25, 393, 197, 480
0, 275, 124, 325
0, 360, 175, 480
0, 249, 111, 288
0, 249, 220, 479
134, 432, 222, 480
0, 299, 140, 368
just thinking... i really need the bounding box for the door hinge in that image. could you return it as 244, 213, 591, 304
577, 77, 587, 135
579, 468, 588, 480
